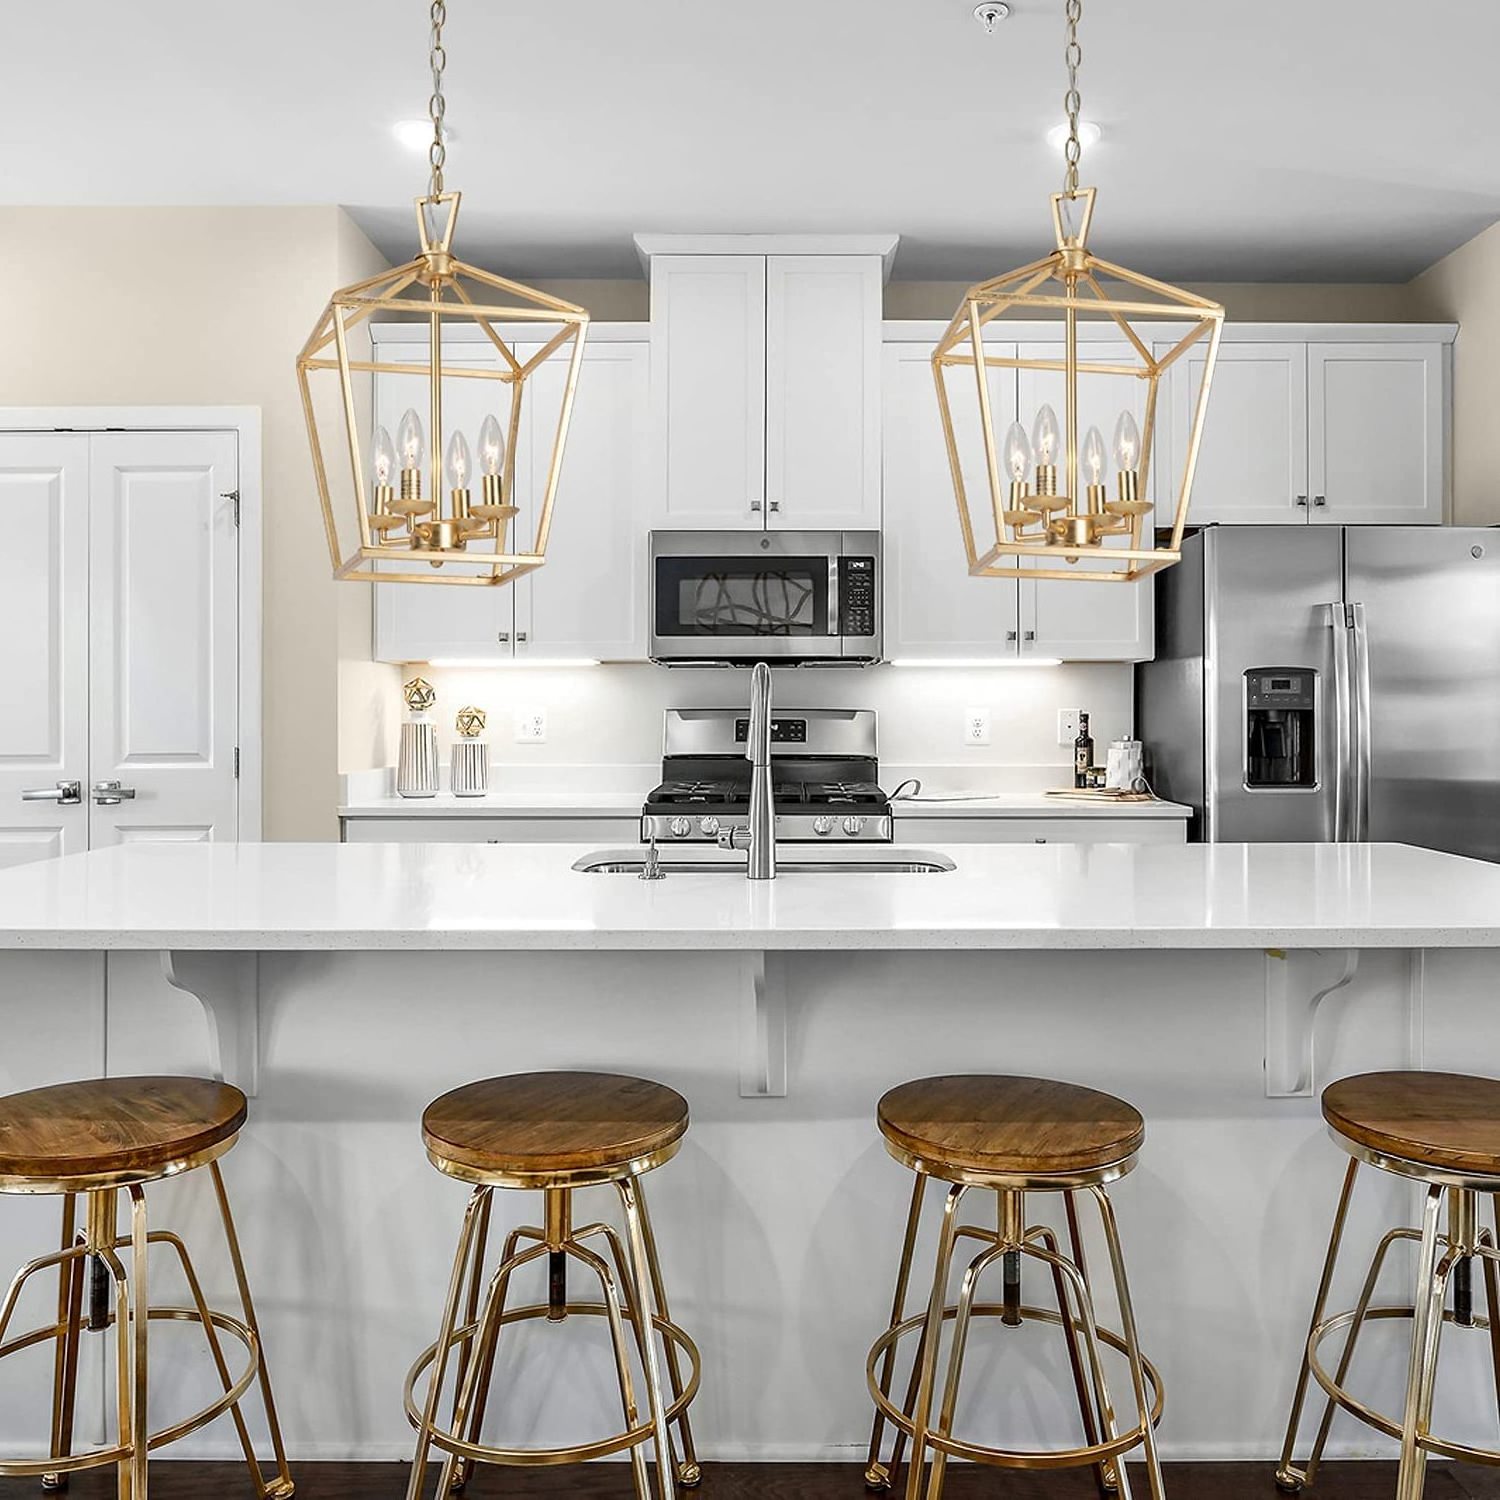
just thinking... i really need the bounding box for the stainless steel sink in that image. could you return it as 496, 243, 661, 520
573, 849, 956, 876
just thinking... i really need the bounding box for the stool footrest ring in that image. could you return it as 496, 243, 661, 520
403, 1299, 700, 1469
866, 1302, 1163, 1472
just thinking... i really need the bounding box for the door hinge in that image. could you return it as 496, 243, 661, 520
233, 747, 241, 779
223, 489, 241, 526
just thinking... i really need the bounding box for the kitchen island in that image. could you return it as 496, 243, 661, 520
1, 839, 1497, 1466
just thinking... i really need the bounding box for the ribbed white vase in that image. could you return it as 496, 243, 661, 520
396, 719, 440, 798
450, 740, 489, 798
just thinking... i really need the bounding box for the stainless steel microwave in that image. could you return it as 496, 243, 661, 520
649, 530, 882, 665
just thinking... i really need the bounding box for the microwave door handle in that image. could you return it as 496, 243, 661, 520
1325, 602, 1352, 842
1350, 601, 1372, 842
828, 556, 840, 639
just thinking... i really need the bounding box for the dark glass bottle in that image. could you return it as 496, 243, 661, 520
1073, 711, 1094, 789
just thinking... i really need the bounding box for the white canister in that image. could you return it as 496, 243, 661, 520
450, 739, 489, 798
1105, 739, 1145, 792
396, 720, 440, 798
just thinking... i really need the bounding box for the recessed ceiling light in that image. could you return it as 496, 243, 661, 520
392, 119, 455, 151
1046, 120, 1102, 153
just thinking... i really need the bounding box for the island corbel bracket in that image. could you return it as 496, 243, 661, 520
1263, 948, 1359, 1099
161, 951, 261, 1097
739, 951, 788, 1099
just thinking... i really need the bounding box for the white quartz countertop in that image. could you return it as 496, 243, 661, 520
0, 841, 1495, 952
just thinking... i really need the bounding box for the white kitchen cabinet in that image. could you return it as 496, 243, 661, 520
645, 241, 888, 533
341, 814, 639, 844
881, 335, 1152, 664
1308, 342, 1444, 525
372, 330, 650, 664
1164, 335, 1446, 526
894, 815, 1186, 845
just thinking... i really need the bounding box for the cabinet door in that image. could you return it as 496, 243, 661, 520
765, 255, 882, 530
649, 255, 766, 529
88, 432, 240, 846
371, 344, 513, 663
881, 343, 1021, 660
515, 340, 650, 660
1016, 341, 1153, 661
1308, 342, 1444, 525
1167, 341, 1310, 525
0, 434, 89, 867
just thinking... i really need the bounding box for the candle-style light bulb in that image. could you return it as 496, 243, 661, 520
1004, 421, 1033, 484
1032, 405, 1060, 467
372, 426, 396, 487
1082, 426, 1106, 487
445, 431, 471, 492
1113, 411, 1141, 473
478, 414, 505, 477
398, 408, 425, 469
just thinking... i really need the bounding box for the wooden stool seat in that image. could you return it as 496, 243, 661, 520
1323, 1070, 1500, 1179
878, 1074, 1145, 1182
0, 1076, 247, 1187
422, 1071, 689, 1185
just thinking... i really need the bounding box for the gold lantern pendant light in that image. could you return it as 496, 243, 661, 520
297, 1, 589, 586
933, 0, 1224, 584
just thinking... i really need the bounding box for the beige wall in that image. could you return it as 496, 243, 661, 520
0, 206, 388, 840
1411, 220, 1500, 526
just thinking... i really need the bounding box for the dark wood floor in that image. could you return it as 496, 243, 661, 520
2, 1463, 1498, 1499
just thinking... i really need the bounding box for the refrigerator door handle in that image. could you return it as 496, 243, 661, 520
1325, 602, 1353, 842
1349, 601, 1372, 842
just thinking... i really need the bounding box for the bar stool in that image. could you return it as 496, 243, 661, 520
1278, 1071, 1500, 1500
864, 1074, 1165, 1500
0, 1075, 293, 1497
404, 1070, 701, 1500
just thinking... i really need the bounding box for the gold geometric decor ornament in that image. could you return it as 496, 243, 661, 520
296, 1, 588, 588
933, 0, 1223, 584
454, 705, 486, 738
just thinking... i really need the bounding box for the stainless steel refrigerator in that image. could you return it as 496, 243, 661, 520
1136, 525, 1500, 860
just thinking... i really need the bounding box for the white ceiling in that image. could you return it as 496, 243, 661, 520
7, 0, 1498, 284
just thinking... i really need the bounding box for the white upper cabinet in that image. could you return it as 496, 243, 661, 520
882, 342, 1020, 659
647, 255, 766, 529
642, 238, 891, 532
372, 329, 651, 664
765, 255, 883, 529
1163, 331, 1448, 527
1307, 342, 1444, 525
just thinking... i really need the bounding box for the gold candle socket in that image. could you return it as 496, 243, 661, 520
482, 473, 503, 509
370, 484, 407, 537
400, 468, 422, 502
1086, 482, 1107, 516
450, 488, 471, 524
1035, 463, 1059, 498
1117, 469, 1140, 506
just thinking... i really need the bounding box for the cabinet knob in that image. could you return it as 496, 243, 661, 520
1295, 494, 1308, 507
749, 500, 763, 513
497, 631, 510, 643
1023, 630, 1036, 642
1006, 630, 1018, 642
1313, 494, 1327, 508
516, 631, 528, 643
768, 500, 780, 513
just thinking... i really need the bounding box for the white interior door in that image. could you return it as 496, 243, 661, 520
0, 434, 90, 867
88, 431, 240, 846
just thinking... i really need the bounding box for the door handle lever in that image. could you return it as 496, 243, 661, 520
92, 781, 137, 806
21, 780, 82, 805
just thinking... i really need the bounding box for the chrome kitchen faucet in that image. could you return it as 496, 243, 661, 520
717, 661, 777, 879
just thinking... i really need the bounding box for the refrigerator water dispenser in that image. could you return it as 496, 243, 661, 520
1245, 669, 1317, 789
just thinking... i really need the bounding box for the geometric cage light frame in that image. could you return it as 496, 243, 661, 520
296, 192, 589, 588
932, 185, 1225, 584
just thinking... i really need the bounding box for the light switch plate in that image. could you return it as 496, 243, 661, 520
1057, 709, 1082, 746
514, 709, 547, 744
964, 707, 991, 746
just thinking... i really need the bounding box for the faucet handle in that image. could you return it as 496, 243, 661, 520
717, 827, 752, 852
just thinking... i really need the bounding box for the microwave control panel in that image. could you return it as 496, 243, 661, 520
838, 556, 877, 637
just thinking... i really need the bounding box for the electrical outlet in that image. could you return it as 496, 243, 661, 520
964, 706, 991, 746
1058, 709, 1082, 745
513, 708, 547, 744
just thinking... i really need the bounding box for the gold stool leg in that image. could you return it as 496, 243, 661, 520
407, 1186, 490, 1500
1276, 1156, 1359, 1493
125, 1188, 149, 1500
1481, 1201, 1500, 1419
1396, 1186, 1454, 1500
619, 1177, 682, 1500
902, 1184, 966, 1500
90, 1241, 132, 1500
448, 1187, 493, 1446
865, 1173, 927, 1492
1089, 1185, 1165, 1500
43, 1195, 86, 1494
209, 1162, 295, 1499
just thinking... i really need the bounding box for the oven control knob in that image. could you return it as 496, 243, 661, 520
812, 816, 834, 836
699, 815, 721, 837
842, 816, 865, 837
670, 817, 691, 838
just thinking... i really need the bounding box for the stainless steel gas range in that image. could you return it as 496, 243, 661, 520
640, 708, 893, 844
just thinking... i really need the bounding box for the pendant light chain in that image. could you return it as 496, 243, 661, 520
428, 0, 448, 197
1062, 0, 1084, 195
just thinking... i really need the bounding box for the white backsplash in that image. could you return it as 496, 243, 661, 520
391, 661, 1134, 791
